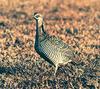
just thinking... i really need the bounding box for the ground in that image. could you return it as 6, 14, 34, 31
0, 0, 100, 89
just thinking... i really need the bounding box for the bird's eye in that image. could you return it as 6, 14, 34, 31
35, 15, 40, 18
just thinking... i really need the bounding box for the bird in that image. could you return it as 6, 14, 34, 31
33, 13, 74, 75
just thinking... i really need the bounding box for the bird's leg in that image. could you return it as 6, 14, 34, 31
54, 64, 58, 76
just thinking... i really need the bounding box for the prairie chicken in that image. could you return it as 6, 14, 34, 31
33, 13, 74, 75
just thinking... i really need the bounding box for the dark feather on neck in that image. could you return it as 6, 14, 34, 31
35, 21, 47, 46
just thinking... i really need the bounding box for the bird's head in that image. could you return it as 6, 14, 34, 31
33, 13, 44, 27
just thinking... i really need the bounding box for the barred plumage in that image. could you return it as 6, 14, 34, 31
33, 13, 74, 74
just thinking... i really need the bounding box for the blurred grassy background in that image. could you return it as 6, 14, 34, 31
0, 0, 100, 11
0, 0, 99, 88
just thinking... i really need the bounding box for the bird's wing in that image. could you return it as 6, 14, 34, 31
39, 35, 74, 64
48, 36, 74, 60
47, 36, 70, 49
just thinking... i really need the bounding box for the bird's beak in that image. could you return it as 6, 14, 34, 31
32, 13, 35, 19
32, 15, 36, 19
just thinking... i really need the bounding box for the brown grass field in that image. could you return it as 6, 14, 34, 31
0, 0, 100, 88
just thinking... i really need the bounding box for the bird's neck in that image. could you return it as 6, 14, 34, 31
35, 21, 46, 45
